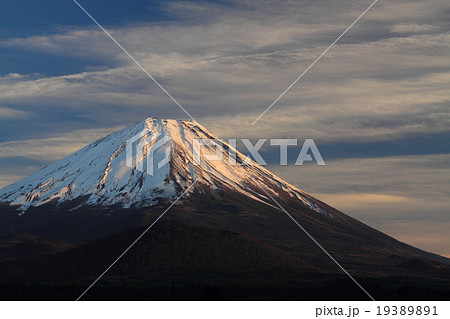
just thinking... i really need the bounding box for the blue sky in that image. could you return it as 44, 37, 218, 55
0, 0, 449, 256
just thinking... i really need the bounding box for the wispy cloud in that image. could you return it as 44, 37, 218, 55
0, 29, 449, 142
0, 125, 123, 162
0, 107, 31, 119
391, 23, 438, 34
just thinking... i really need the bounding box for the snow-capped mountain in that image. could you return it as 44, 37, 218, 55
0, 118, 328, 215
0, 117, 448, 275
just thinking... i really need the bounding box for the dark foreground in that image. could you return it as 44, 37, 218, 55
2, 273, 450, 301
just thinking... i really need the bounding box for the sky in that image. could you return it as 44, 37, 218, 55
0, 0, 449, 256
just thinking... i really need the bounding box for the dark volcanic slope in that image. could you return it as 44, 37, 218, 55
1, 187, 449, 276
1, 221, 449, 301
0, 222, 316, 281
0, 234, 73, 261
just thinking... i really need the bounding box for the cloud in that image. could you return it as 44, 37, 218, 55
0, 11, 448, 142
0, 174, 27, 189
0, 29, 120, 64
269, 154, 450, 201
314, 193, 410, 207
391, 23, 438, 34
0, 125, 123, 162
0, 30, 449, 143
0, 107, 31, 119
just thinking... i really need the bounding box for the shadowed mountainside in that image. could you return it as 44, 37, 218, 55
0, 222, 449, 301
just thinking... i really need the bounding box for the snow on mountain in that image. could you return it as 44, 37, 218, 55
0, 118, 329, 216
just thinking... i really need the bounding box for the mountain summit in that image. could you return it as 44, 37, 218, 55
0, 118, 327, 216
